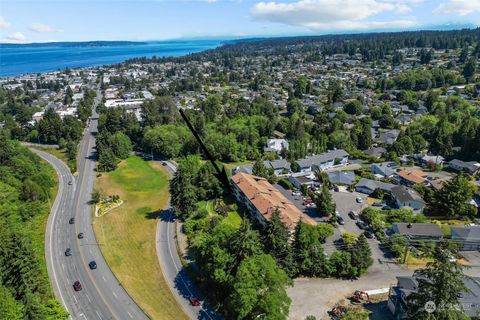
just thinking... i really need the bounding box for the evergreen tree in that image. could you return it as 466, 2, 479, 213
229, 220, 262, 269
315, 185, 336, 217
407, 244, 472, 320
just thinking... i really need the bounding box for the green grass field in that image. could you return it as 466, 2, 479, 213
93, 156, 188, 320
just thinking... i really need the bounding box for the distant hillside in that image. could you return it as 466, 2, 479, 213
0, 40, 147, 48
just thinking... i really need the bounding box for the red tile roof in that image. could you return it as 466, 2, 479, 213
232, 172, 316, 231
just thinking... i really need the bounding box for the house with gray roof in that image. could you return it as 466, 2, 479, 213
377, 129, 400, 145
296, 149, 349, 173
355, 178, 396, 195
391, 185, 425, 212
327, 171, 355, 186
451, 226, 480, 251
371, 161, 398, 178
392, 223, 443, 241
449, 159, 480, 175
388, 275, 480, 318
363, 147, 386, 159
264, 159, 291, 176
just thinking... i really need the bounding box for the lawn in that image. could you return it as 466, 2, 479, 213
93, 156, 188, 320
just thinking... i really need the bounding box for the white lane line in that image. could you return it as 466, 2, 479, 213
102, 276, 106, 282
62, 263, 65, 270
95, 310, 103, 320
127, 311, 133, 319
79, 313, 87, 320
85, 293, 92, 303
112, 292, 118, 299
73, 295, 78, 304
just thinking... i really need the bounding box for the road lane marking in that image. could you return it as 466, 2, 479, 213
95, 310, 103, 320
112, 292, 118, 298
102, 276, 106, 282
127, 311, 133, 319
73, 295, 77, 304
85, 293, 92, 303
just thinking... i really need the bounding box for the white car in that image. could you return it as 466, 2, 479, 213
356, 197, 363, 203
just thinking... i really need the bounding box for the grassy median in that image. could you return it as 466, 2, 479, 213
93, 156, 188, 320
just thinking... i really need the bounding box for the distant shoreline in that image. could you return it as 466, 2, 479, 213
0, 40, 148, 48
0, 39, 225, 77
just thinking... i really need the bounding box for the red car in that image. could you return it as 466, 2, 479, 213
73, 281, 82, 291
189, 296, 201, 306
303, 199, 313, 205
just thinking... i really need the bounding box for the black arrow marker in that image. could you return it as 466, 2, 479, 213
178, 109, 232, 193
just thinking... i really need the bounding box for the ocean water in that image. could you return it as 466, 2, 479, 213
0, 40, 223, 77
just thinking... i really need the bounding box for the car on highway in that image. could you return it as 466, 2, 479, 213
356, 221, 367, 230
69, 217, 75, 224
77, 232, 84, 239
356, 197, 363, 203
89, 261, 97, 270
337, 216, 345, 225
65, 248, 72, 256
162, 162, 167, 166
348, 211, 359, 220
189, 296, 201, 306
68, 180, 73, 185
73, 281, 82, 291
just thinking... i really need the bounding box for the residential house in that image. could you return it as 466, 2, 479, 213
264, 159, 291, 176
378, 129, 400, 145
388, 276, 480, 319
391, 186, 425, 212
264, 139, 289, 153
395, 169, 428, 187
355, 178, 396, 195
371, 161, 398, 178
231, 172, 316, 232
363, 147, 386, 159
449, 159, 480, 175
391, 223, 443, 241
417, 154, 445, 167
451, 226, 480, 251
296, 149, 349, 173
287, 175, 315, 189
327, 171, 355, 186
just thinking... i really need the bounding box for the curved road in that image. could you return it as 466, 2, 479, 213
34, 99, 148, 320
155, 160, 220, 320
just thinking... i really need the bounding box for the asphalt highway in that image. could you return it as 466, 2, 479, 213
156, 160, 220, 320
34, 95, 148, 320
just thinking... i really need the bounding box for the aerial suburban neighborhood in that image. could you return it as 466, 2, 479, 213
1, 11, 480, 320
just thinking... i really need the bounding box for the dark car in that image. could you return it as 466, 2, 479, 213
337, 216, 345, 225
73, 281, 82, 291
189, 296, 201, 306
382, 205, 392, 210
65, 248, 72, 256
372, 202, 383, 207
89, 261, 97, 270
68, 180, 73, 186
69, 217, 75, 224
333, 186, 339, 192
364, 230, 375, 239
348, 211, 359, 220
77, 233, 84, 239
356, 221, 367, 230
162, 162, 167, 166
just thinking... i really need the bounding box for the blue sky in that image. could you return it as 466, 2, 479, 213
1, 0, 479, 43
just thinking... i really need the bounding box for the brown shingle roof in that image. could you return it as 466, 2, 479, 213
396, 169, 427, 185
232, 172, 316, 231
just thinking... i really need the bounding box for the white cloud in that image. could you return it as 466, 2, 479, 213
434, 0, 480, 15
251, 0, 416, 31
30, 23, 54, 33
0, 16, 11, 29
5, 32, 26, 42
